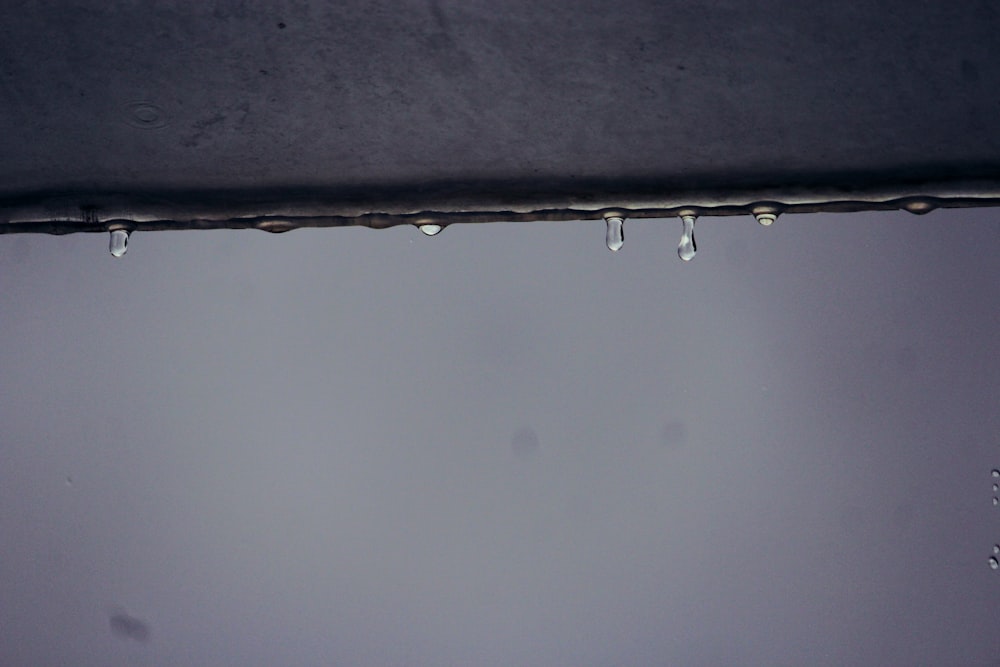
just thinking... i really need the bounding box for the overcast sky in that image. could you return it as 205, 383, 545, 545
1, 208, 999, 666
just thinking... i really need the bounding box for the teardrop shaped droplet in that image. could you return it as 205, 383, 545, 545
605, 216, 624, 252
994, 544, 1000, 555
677, 214, 697, 261
994, 483, 999, 492
109, 229, 129, 258
991, 556, 999, 570
994, 497, 999, 506
993, 469, 1000, 478
754, 212, 778, 226
418, 224, 442, 236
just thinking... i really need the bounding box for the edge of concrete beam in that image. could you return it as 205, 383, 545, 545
2, 178, 999, 235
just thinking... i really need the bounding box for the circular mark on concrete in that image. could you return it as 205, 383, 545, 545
123, 101, 169, 129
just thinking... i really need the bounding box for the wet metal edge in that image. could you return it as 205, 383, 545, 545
2, 179, 999, 235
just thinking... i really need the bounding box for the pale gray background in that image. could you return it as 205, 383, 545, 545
1, 209, 999, 666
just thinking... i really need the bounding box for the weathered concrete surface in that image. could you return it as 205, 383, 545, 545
1, 0, 999, 232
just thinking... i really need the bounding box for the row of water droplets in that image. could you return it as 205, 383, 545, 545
103, 210, 769, 260
419, 209, 779, 261
106, 225, 445, 258
420, 213, 705, 257
105, 198, 941, 257
603, 208, 777, 261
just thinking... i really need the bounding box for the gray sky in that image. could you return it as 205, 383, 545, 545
1, 209, 999, 666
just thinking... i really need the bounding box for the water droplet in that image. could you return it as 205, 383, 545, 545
604, 216, 624, 252
900, 198, 937, 215
994, 544, 1000, 555
752, 204, 782, 226
418, 224, 442, 236
256, 219, 295, 233
991, 557, 999, 570
994, 483, 999, 492
677, 214, 697, 261
109, 229, 129, 257
993, 469, 1000, 478
993, 496, 999, 506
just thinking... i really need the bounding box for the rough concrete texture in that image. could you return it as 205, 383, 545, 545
1, 1, 999, 231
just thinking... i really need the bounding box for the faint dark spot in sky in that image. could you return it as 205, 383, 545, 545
659, 420, 688, 449
109, 611, 150, 643
511, 427, 539, 457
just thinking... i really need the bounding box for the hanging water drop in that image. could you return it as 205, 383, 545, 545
109, 229, 129, 257
752, 204, 782, 226
993, 497, 999, 506
993, 469, 1000, 478
900, 198, 937, 215
605, 215, 624, 252
677, 213, 697, 261
994, 544, 1000, 555
994, 483, 999, 492
991, 557, 999, 570
418, 224, 442, 236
